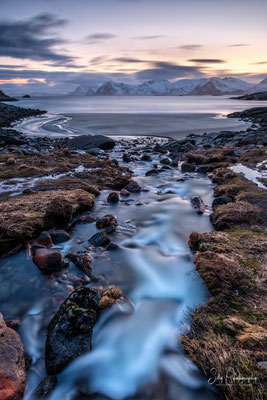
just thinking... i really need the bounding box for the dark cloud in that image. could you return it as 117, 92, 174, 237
86, 33, 117, 43
90, 56, 108, 65
111, 57, 147, 63
177, 45, 203, 50
188, 59, 225, 64
135, 61, 204, 80
43, 62, 85, 69
229, 44, 250, 47
0, 64, 26, 69
0, 13, 73, 64
133, 35, 164, 40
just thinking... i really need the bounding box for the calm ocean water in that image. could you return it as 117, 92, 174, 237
15, 94, 266, 114
14, 95, 267, 138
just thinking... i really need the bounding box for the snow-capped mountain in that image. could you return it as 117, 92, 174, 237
136, 80, 172, 95
94, 80, 172, 96
68, 83, 99, 96
221, 77, 254, 92
171, 78, 207, 94
94, 81, 135, 96
249, 77, 267, 93
192, 77, 254, 95
69, 76, 262, 96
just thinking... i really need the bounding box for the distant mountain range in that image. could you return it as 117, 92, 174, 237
68, 77, 267, 97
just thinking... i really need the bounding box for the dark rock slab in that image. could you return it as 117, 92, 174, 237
89, 232, 111, 246
67, 134, 115, 151
45, 287, 101, 375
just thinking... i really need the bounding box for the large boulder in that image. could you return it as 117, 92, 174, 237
0, 313, 26, 400
67, 134, 115, 151
45, 286, 123, 375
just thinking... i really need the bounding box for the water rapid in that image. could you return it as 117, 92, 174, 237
0, 136, 216, 400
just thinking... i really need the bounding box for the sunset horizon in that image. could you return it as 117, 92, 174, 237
0, 0, 266, 95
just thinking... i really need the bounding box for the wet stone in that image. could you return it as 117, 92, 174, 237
141, 154, 152, 161
50, 230, 70, 244
120, 188, 130, 196
146, 169, 159, 176
124, 180, 141, 193
45, 287, 101, 375
181, 162, 196, 173
66, 252, 92, 277
89, 232, 111, 247
123, 153, 132, 163
191, 196, 206, 214
32, 375, 58, 399
107, 192, 120, 203
160, 158, 171, 165
33, 248, 62, 273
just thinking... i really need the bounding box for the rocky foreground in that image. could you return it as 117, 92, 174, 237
0, 102, 266, 399
162, 108, 267, 399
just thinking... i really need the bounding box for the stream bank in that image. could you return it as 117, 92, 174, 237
0, 103, 266, 399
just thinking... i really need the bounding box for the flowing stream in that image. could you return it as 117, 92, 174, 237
0, 133, 217, 399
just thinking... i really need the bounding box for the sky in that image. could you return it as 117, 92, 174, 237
0, 0, 266, 94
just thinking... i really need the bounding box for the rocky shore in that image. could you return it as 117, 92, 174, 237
0, 101, 266, 399
160, 107, 267, 399
232, 91, 267, 101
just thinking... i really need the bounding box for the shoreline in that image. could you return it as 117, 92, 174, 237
15, 110, 252, 139
0, 101, 266, 399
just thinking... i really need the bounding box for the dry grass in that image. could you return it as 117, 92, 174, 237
0, 189, 95, 243
183, 228, 267, 399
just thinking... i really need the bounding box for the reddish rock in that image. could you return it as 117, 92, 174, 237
107, 192, 119, 203
33, 248, 62, 273
0, 313, 26, 400
31, 231, 53, 248
120, 188, 130, 196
